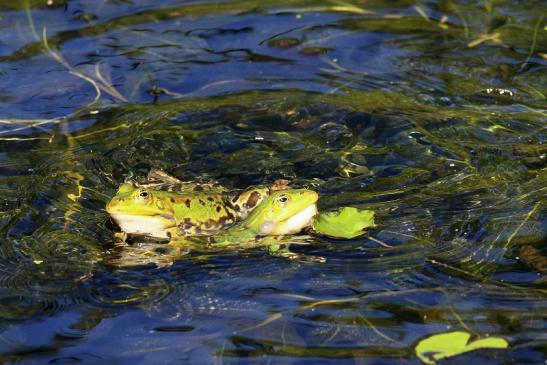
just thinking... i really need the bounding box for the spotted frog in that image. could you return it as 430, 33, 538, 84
106, 169, 288, 240
107, 187, 320, 266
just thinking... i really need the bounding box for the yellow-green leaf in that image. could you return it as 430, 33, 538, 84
415, 331, 509, 365
312, 207, 375, 238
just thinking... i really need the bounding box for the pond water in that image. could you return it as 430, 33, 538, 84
0, 0, 545, 364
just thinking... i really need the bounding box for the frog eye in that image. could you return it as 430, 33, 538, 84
277, 194, 289, 204
138, 190, 149, 199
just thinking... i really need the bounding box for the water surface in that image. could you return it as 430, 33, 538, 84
0, 0, 545, 364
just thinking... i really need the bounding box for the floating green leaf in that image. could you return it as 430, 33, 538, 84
312, 207, 375, 238
415, 331, 509, 365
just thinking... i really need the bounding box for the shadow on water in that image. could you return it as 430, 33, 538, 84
0, 0, 545, 363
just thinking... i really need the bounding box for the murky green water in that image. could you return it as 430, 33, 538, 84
0, 0, 545, 363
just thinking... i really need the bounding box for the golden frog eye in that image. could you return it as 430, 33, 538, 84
138, 190, 149, 199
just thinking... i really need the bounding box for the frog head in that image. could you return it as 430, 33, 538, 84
106, 183, 176, 238
243, 189, 318, 236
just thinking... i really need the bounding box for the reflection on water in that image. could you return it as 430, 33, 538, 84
0, 0, 545, 363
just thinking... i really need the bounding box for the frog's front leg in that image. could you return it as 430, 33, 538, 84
107, 226, 193, 267
264, 237, 326, 263
266, 242, 300, 260
107, 240, 189, 268
165, 227, 180, 243
133, 240, 191, 268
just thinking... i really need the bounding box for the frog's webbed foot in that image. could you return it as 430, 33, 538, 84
265, 238, 326, 263
107, 241, 190, 268
146, 168, 184, 185
267, 245, 326, 263
270, 179, 291, 191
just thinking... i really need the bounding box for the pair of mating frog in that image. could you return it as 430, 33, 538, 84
106, 169, 324, 260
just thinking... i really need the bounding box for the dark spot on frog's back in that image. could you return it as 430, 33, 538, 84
199, 199, 205, 206
216, 205, 222, 212
204, 219, 220, 229
185, 199, 191, 208
244, 191, 261, 209
170, 198, 175, 203
218, 216, 233, 228
182, 218, 194, 230
207, 197, 214, 202
194, 185, 204, 191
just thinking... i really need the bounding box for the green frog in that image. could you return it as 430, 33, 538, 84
106, 170, 373, 267
106, 169, 290, 240
106, 187, 320, 266
204, 188, 320, 260
106, 182, 272, 239
210, 189, 318, 245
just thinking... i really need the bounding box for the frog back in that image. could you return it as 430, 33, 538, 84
169, 192, 238, 236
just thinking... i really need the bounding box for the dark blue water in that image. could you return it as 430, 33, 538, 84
0, 1, 545, 363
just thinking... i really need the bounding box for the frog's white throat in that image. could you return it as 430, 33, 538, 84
110, 213, 175, 238
259, 204, 318, 236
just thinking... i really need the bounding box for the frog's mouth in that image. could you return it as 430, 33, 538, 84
259, 203, 318, 236
109, 213, 176, 239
